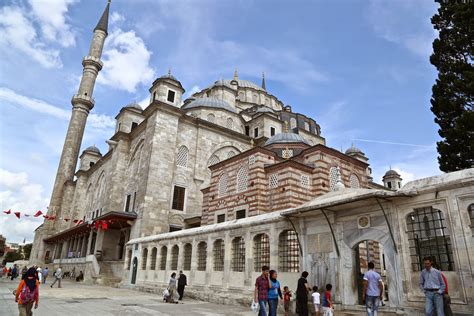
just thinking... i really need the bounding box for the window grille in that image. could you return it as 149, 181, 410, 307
183, 243, 192, 271
329, 167, 339, 191
150, 247, 157, 270
236, 209, 246, 219
218, 173, 228, 197
217, 213, 226, 223
227, 151, 236, 159
300, 175, 310, 188
207, 113, 215, 123
253, 234, 270, 272
226, 118, 234, 129
236, 165, 249, 192
197, 242, 207, 271
350, 174, 360, 189
282, 149, 294, 158
127, 249, 132, 270
279, 230, 300, 272
208, 155, 220, 167
248, 155, 256, 165
141, 248, 148, 270
213, 239, 225, 271
176, 146, 188, 167
231, 237, 246, 272
159, 246, 167, 270
170, 245, 179, 270
269, 174, 279, 188
407, 207, 454, 271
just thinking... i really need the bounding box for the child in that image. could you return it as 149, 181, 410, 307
283, 286, 292, 316
312, 286, 320, 316
322, 284, 333, 316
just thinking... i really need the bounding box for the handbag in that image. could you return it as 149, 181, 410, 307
250, 300, 259, 313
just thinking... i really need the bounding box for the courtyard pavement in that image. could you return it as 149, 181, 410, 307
0, 278, 254, 316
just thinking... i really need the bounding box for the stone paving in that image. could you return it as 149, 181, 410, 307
0, 278, 254, 316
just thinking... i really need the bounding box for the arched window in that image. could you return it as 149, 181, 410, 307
329, 167, 339, 191
350, 174, 360, 189
236, 165, 249, 192
282, 149, 294, 158
407, 207, 454, 271
226, 118, 234, 129
227, 151, 236, 159
238, 92, 245, 101
290, 117, 297, 129
218, 173, 228, 197
171, 245, 179, 270
231, 237, 245, 272
150, 247, 157, 270
304, 121, 310, 131
208, 154, 220, 167
159, 246, 167, 270
183, 243, 192, 271
141, 248, 148, 270
207, 113, 215, 123
269, 174, 279, 188
176, 145, 188, 167
253, 234, 270, 272
213, 239, 225, 271
197, 242, 207, 271
279, 230, 300, 272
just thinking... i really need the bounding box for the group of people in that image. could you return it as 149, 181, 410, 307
254, 266, 333, 316
164, 271, 187, 303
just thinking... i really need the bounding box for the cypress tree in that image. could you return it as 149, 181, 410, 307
430, 0, 474, 172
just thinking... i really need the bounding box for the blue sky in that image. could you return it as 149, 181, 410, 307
0, 0, 440, 243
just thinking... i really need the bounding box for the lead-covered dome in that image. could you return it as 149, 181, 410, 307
384, 169, 400, 177
265, 132, 310, 146
84, 145, 101, 155
181, 97, 237, 113
124, 102, 143, 111
345, 144, 364, 155
207, 79, 265, 91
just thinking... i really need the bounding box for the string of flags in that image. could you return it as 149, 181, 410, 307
2, 209, 111, 230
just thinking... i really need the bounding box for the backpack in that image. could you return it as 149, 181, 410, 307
20, 285, 37, 304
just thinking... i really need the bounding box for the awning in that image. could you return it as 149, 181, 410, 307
43, 211, 137, 243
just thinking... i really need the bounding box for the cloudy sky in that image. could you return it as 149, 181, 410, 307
0, 0, 440, 243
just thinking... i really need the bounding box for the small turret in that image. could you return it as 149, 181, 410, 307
115, 102, 145, 133
79, 146, 102, 171
383, 168, 402, 190
149, 69, 185, 107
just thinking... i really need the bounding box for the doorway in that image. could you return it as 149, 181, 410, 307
354, 240, 387, 305
131, 257, 138, 285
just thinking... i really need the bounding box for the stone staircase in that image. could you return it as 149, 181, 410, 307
93, 262, 122, 287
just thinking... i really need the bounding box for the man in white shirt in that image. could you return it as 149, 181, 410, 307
362, 262, 384, 316
312, 286, 320, 316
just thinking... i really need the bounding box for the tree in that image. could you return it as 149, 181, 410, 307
430, 0, 474, 172
2, 251, 22, 265
22, 244, 33, 261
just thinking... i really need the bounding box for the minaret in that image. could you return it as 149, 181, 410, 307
261, 72, 266, 90
46, 1, 110, 232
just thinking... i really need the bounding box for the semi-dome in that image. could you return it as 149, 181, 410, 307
181, 97, 237, 113
345, 144, 364, 155
84, 145, 101, 155
124, 102, 143, 111
264, 132, 310, 146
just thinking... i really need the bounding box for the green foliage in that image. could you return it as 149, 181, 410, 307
2, 251, 22, 265
22, 244, 33, 261
430, 0, 474, 172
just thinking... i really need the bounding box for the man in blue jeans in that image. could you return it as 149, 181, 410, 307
362, 262, 384, 316
254, 265, 270, 316
419, 257, 445, 316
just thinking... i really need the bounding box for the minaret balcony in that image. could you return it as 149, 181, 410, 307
82, 55, 103, 70
71, 93, 95, 109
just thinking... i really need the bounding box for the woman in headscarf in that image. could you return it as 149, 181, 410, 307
167, 272, 178, 304
15, 267, 39, 316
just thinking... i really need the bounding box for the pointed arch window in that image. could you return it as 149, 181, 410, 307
226, 118, 234, 129
279, 230, 300, 272
208, 155, 220, 167
253, 234, 270, 272
236, 165, 249, 192
218, 173, 228, 197
159, 246, 167, 270
213, 239, 225, 271
231, 237, 245, 272
349, 174, 360, 189
150, 247, 157, 270
197, 242, 207, 271
207, 113, 215, 123
183, 243, 192, 271
171, 245, 179, 270
141, 248, 148, 270
329, 167, 339, 191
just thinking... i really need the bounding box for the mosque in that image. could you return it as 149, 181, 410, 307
29, 2, 474, 315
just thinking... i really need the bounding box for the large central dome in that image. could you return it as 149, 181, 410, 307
207, 79, 265, 92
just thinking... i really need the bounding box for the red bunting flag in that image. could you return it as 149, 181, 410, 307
34, 211, 43, 217
3, 209, 11, 214
101, 221, 108, 230
14, 212, 21, 219
48, 216, 56, 221
43, 215, 49, 219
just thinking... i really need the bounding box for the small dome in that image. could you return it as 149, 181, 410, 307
384, 169, 400, 177
255, 106, 275, 115
181, 97, 237, 113
124, 102, 143, 111
84, 145, 101, 155
159, 73, 178, 81
345, 144, 364, 155
265, 132, 310, 146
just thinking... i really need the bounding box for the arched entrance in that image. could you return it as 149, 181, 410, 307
354, 240, 388, 305
131, 257, 138, 284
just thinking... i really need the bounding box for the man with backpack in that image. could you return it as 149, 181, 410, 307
50, 266, 62, 288
15, 267, 39, 315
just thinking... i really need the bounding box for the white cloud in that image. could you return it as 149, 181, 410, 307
98, 29, 155, 93
366, 0, 438, 57
0, 169, 48, 244
28, 0, 76, 47
0, 6, 62, 68
110, 12, 125, 25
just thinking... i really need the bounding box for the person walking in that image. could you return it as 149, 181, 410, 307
167, 272, 178, 304
36, 267, 42, 284
50, 267, 62, 288
283, 286, 292, 316
177, 271, 187, 300
312, 286, 320, 316
42, 268, 48, 285
11, 265, 18, 280
296, 271, 311, 316
362, 262, 384, 316
254, 265, 270, 316
15, 267, 39, 316
419, 257, 445, 316
268, 270, 283, 316
322, 284, 333, 316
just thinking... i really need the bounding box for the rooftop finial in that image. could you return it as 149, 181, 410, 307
233, 68, 238, 81
168, 68, 171, 76
262, 72, 266, 90
284, 121, 289, 133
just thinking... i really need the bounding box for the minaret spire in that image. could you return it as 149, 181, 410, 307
261, 72, 266, 90
233, 68, 239, 81
46, 1, 111, 232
